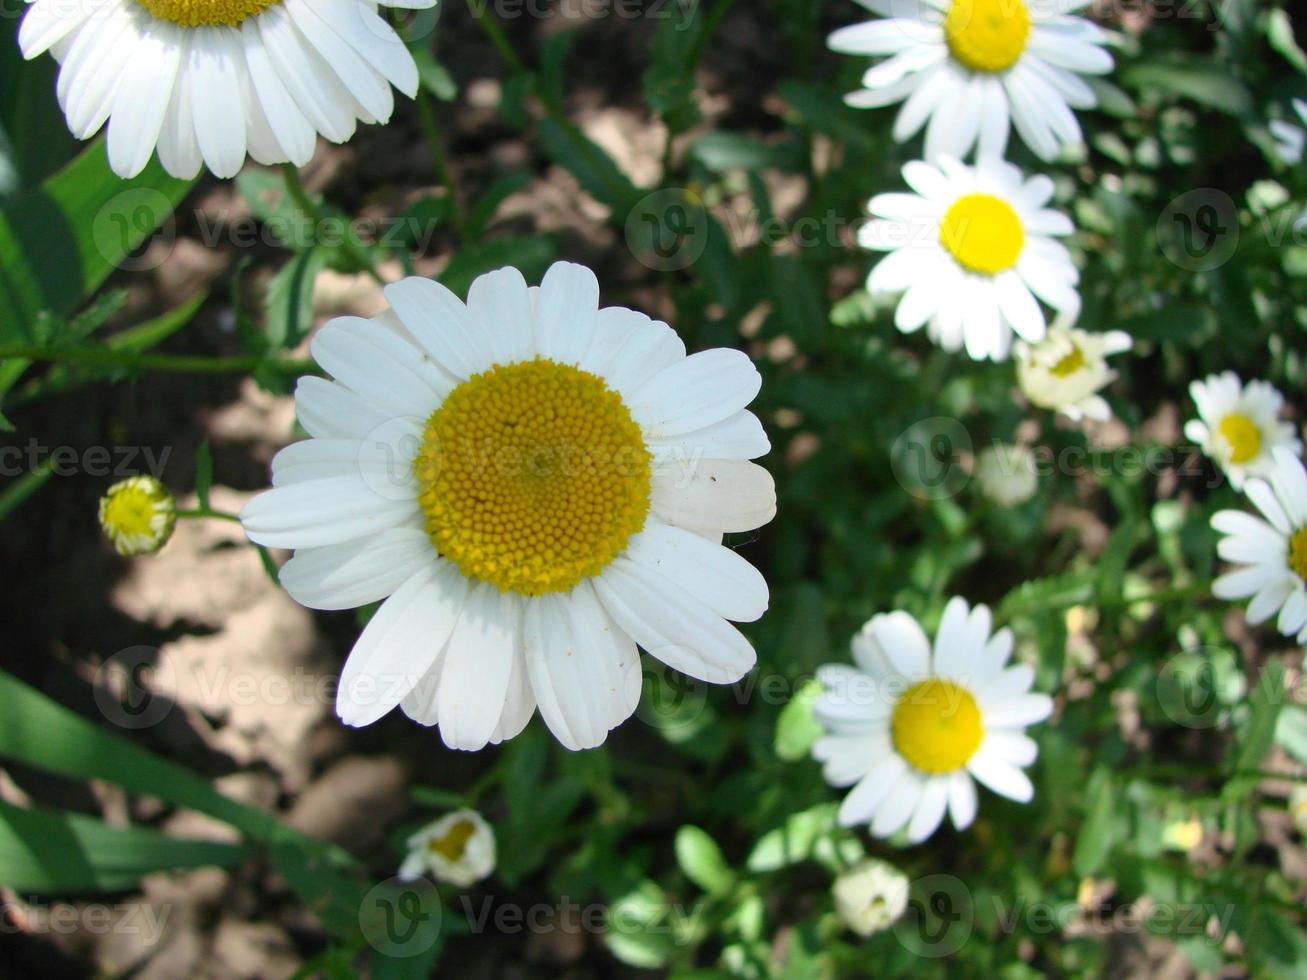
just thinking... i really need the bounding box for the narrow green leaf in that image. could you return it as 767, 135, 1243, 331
0, 798, 245, 893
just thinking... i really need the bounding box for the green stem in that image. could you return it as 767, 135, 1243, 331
465, 0, 526, 73
416, 90, 469, 240
279, 164, 386, 284
175, 507, 242, 524
0, 346, 318, 376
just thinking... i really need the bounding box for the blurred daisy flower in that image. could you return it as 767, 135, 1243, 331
828, 0, 1113, 161
18, 0, 437, 178
1184, 372, 1300, 489
1211, 448, 1307, 644
812, 597, 1053, 844
399, 809, 495, 886
99, 475, 176, 556
832, 858, 909, 937
241, 261, 776, 752
974, 443, 1039, 506
861, 156, 1078, 362
1015, 324, 1131, 421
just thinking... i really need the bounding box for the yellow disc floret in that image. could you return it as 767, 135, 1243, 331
891, 678, 984, 774
1050, 345, 1085, 377
945, 0, 1032, 74
939, 193, 1026, 275
415, 358, 652, 596
1289, 527, 1307, 582
99, 476, 177, 556
1218, 413, 1262, 464
428, 818, 477, 862
136, 0, 280, 28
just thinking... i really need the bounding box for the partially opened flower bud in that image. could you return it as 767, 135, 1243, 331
99, 476, 176, 556
832, 859, 909, 937
399, 809, 496, 887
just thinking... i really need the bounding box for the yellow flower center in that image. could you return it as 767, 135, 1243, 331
1217, 413, 1262, 464
428, 819, 477, 863
1050, 345, 1085, 377
1290, 528, 1307, 582
136, 0, 279, 27
891, 679, 984, 774
945, 0, 1032, 74
415, 358, 652, 596
939, 193, 1026, 275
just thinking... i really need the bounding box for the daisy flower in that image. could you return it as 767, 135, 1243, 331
399, 809, 496, 886
99, 475, 176, 555
828, 0, 1114, 161
241, 261, 776, 752
1184, 372, 1301, 489
1015, 324, 1130, 421
18, 0, 436, 178
861, 155, 1079, 361
1211, 448, 1307, 644
812, 597, 1053, 844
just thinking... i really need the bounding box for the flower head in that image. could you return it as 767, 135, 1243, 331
861, 156, 1079, 361
1015, 324, 1131, 421
828, 0, 1114, 161
832, 858, 909, 937
399, 809, 495, 887
1211, 448, 1307, 644
19, 0, 438, 178
975, 443, 1039, 506
812, 597, 1053, 844
241, 261, 776, 752
99, 476, 176, 556
1184, 372, 1300, 489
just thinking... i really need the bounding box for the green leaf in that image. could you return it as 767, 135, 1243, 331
1265, 8, 1307, 74
1232, 660, 1287, 781
536, 117, 641, 214
1073, 766, 1116, 877
0, 798, 245, 893
410, 44, 459, 101
746, 804, 837, 873
675, 825, 733, 896
774, 679, 823, 762
265, 246, 326, 349
0, 140, 193, 331
0, 668, 364, 937
1122, 59, 1253, 118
